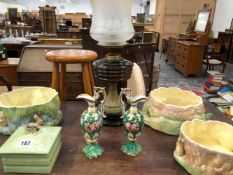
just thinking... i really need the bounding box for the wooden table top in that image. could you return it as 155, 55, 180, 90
0, 58, 20, 66
0, 101, 232, 175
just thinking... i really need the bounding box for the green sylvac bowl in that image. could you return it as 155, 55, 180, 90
143, 87, 211, 135
0, 87, 62, 135
174, 119, 233, 175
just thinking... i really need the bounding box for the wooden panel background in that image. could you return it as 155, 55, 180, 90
154, 0, 216, 50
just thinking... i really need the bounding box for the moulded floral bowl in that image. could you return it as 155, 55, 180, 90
174, 119, 233, 175
143, 87, 211, 135
0, 87, 62, 135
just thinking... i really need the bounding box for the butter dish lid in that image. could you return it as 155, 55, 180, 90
0, 127, 62, 155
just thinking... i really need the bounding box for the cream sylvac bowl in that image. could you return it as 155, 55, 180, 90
143, 87, 211, 135
174, 119, 233, 175
0, 87, 62, 135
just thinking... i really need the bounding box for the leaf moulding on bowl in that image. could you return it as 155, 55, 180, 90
174, 119, 233, 175
143, 87, 211, 135
0, 87, 62, 135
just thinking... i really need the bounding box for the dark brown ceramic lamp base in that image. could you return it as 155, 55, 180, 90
93, 46, 133, 126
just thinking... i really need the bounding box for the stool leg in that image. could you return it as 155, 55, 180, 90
52, 62, 59, 92
60, 63, 67, 101
88, 63, 94, 88
82, 63, 94, 96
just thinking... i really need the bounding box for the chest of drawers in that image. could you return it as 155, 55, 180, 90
175, 41, 204, 77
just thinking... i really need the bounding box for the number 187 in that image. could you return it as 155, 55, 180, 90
21, 141, 31, 146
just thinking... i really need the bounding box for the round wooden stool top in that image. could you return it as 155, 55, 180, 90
45, 49, 98, 63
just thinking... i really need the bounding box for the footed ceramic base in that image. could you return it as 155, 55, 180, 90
174, 152, 198, 175
82, 143, 104, 159
121, 141, 142, 156
144, 113, 212, 136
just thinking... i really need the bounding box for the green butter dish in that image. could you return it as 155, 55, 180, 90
0, 126, 61, 155
0, 126, 62, 174
2, 136, 61, 166
3, 143, 61, 174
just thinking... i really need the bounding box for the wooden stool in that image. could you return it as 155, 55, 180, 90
45, 49, 97, 101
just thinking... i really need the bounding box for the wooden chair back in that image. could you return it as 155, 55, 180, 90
123, 43, 156, 95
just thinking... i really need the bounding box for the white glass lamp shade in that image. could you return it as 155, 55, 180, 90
90, 0, 135, 46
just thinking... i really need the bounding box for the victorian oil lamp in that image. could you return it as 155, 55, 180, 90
90, 0, 135, 126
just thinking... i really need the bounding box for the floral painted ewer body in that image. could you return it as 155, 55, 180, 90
120, 88, 146, 156
143, 87, 212, 135
77, 87, 106, 159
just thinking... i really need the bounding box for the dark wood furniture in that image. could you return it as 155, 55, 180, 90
123, 43, 156, 95
128, 24, 145, 44
17, 45, 84, 100
166, 37, 177, 65
218, 31, 233, 64
57, 31, 82, 39
143, 32, 160, 51
82, 18, 92, 29
175, 41, 204, 77
3, 43, 29, 58
0, 101, 231, 175
202, 45, 226, 77
160, 38, 168, 58
0, 58, 19, 86
80, 28, 105, 59
7, 8, 18, 23
0, 75, 12, 91
39, 6, 57, 34
38, 38, 82, 45
45, 49, 97, 101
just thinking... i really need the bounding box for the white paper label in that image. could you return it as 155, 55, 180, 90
19, 140, 32, 148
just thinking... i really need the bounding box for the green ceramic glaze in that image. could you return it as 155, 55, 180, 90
82, 143, 104, 159
0, 126, 62, 174
0, 87, 62, 135
77, 87, 106, 159
143, 109, 212, 136
120, 88, 146, 157
121, 141, 142, 157
143, 87, 212, 136
80, 109, 104, 159
121, 109, 144, 156
174, 152, 199, 175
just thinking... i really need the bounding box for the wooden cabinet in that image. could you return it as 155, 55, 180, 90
39, 6, 57, 34
175, 41, 204, 77
0, 58, 19, 86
